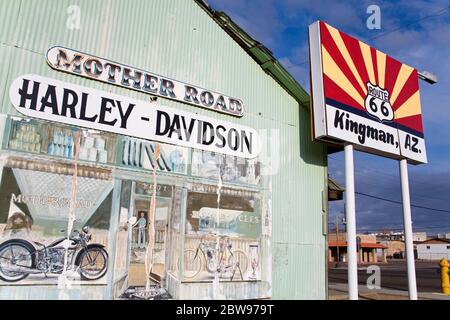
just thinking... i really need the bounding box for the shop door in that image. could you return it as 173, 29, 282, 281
128, 190, 171, 287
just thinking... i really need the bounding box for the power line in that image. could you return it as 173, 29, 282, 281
328, 154, 450, 203
357, 226, 449, 232
328, 217, 449, 232
355, 191, 450, 213
284, 5, 450, 70
355, 227, 449, 233
366, 5, 450, 42
329, 154, 432, 186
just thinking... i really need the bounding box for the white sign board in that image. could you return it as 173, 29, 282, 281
309, 21, 427, 164
9, 74, 260, 159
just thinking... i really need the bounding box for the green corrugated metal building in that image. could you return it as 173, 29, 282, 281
0, 0, 328, 299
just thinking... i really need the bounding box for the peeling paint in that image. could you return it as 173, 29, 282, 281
58, 131, 81, 295
212, 168, 223, 299
61, 132, 80, 278
145, 143, 160, 291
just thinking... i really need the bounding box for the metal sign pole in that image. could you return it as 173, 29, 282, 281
345, 144, 358, 300
399, 158, 418, 300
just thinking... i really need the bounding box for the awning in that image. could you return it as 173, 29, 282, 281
329, 241, 387, 249
328, 176, 344, 201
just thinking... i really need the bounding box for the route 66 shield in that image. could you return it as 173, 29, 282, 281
364, 83, 394, 122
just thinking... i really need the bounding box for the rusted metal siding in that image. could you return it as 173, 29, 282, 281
0, 0, 327, 299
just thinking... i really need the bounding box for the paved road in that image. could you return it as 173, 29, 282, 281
329, 260, 442, 292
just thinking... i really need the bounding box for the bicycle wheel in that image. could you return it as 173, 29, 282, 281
228, 249, 249, 280
180, 249, 202, 280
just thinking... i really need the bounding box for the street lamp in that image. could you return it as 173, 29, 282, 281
418, 71, 438, 85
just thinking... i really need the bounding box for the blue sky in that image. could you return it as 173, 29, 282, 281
207, 0, 450, 235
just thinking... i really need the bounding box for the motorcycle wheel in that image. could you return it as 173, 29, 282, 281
0, 241, 34, 282
77, 247, 108, 280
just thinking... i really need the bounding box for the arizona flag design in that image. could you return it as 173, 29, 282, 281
309, 21, 426, 164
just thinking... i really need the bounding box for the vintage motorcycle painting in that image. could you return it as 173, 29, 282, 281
0, 226, 108, 282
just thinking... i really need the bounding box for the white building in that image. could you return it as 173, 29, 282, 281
412, 232, 427, 242
416, 238, 450, 260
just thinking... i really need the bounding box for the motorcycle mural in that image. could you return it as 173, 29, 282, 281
0, 226, 108, 282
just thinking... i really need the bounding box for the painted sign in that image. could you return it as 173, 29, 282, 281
119, 137, 188, 174
134, 183, 173, 197
309, 21, 426, 164
9, 74, 260, 158
186, 192, 261, 239
46, 46, 244, 117
0, 167, 112, 285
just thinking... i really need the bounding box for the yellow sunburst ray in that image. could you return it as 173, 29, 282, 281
325, 24, 367, 95
359, 41, 375, 85
390, 64, 414, 105
394, 90, 422, 119
376, 51, 386, 89
322, 45, 365, 107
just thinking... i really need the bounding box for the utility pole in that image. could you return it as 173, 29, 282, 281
335, 215, 340, 267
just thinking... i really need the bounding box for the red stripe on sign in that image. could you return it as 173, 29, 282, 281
370, 47, 379, 85
384, 56, 402, 97
396, 114, 424, 134
320, 24, 366, 100
324, 74, 365, 111
341, 33, 370, 87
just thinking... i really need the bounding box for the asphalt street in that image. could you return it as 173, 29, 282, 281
328, 260, 442, 292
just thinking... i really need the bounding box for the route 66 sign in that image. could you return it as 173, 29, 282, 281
364, 83, 394, 122
308, 21, 427, 164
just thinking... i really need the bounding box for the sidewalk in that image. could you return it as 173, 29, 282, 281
328, 283, 450, 300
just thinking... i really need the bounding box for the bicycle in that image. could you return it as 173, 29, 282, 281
180, 233, 249, 281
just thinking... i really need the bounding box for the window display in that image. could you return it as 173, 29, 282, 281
180, 189, 262, 282
113, 180, 132, 283
0, 164, 114, 285
7, 117, 117, 164
191, 149, 260, 185
2, 117, 270, 299
8, 120, 42, 153
118, 137, 188, 175
127, 182, 173, 287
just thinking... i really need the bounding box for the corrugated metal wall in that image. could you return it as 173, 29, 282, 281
0, 0, 327, 299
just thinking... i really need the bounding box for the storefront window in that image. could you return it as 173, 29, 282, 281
166, 186, 184, 282
117, 137, 188, 175
0, 160, 113, 285
191, 150, 260, 185
114, 180, 133, 283
180, 186, 262, 282
7, 117, 117, 165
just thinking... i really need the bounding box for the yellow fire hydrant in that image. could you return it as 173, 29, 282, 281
440, 258, 450, 294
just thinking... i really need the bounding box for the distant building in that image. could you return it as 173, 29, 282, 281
328, 233, 387, 263
412, 232, 427, 242
416, 238, 450, 260
375, 231, 405, 242
378, 240, 405, 259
